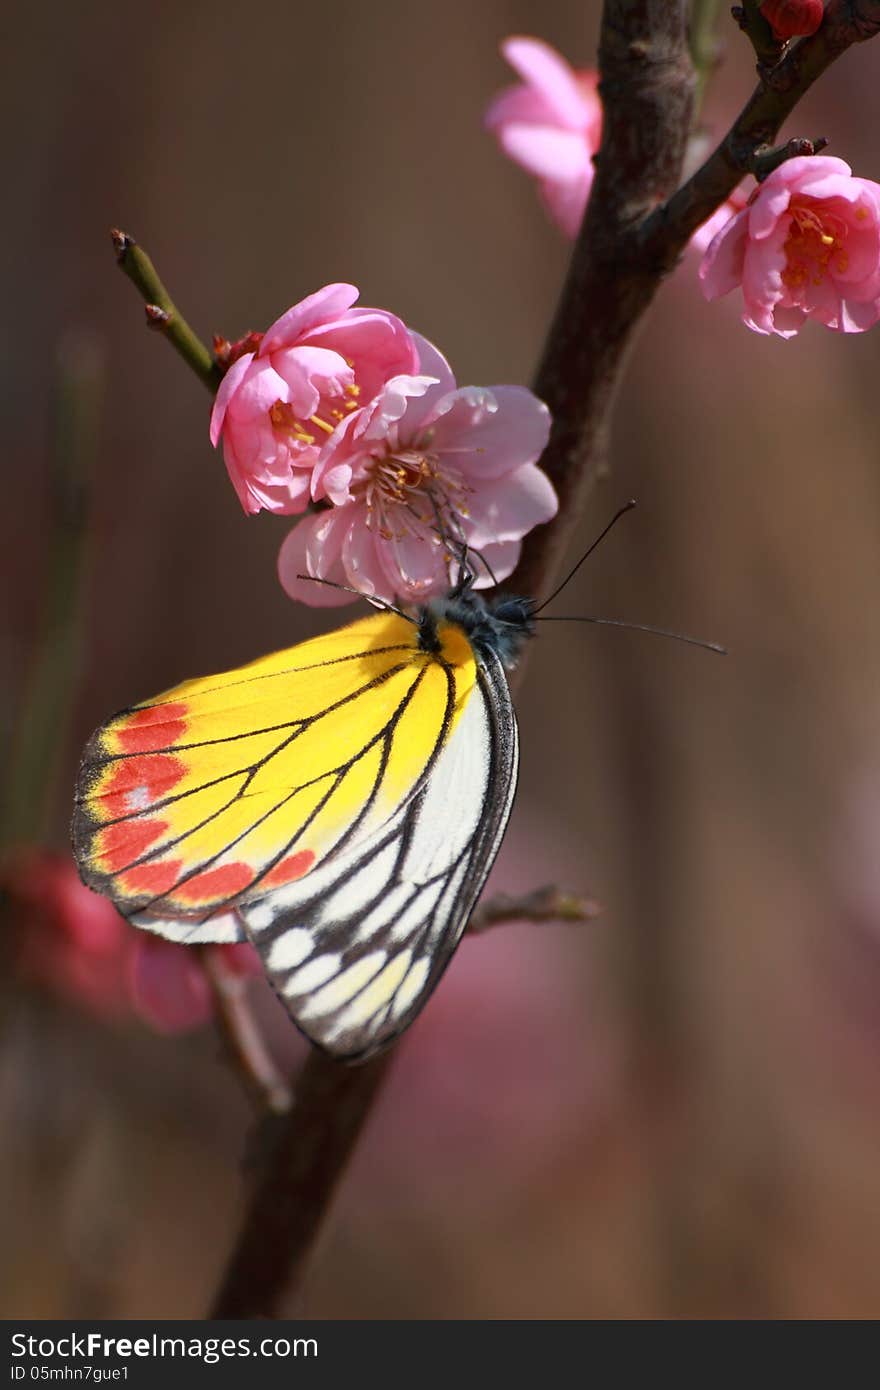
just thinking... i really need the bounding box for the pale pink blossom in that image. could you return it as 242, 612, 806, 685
210, 284, 419, 515
278, 335, 555, 606
700, 156, 880, 336
484, 36, 601, 240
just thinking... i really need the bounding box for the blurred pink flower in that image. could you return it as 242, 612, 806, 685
485, 35, 747, 267
210, 284, 419, 515
700, 156, 880, 336
129, 936, 261, 1034
278, 335, 555, 606
4, 848, 261, 1033
485, 36, 601, 239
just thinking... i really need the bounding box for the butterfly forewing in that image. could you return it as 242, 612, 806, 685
73, 613, 473, 932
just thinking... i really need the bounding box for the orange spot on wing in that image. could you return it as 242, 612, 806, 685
260, 850, 316, 889
174, 862, 253, 904
96, 754, 185, 819
97, 818, 168, 872
121, 859, 183, 896
116, 701, 189, 753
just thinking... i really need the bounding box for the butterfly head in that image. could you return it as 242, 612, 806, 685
418, 583, 536, 671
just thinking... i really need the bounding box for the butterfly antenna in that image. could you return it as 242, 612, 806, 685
469, 545, 499, 588
535, 615, 726, 654
294, 573, 415, 623
422, 495, 480, 591
532, 499, 637, 615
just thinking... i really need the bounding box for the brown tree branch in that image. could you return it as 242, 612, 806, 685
209, 1047, 392, 1317
731, 0, 787, 69
507, 1, 695, 600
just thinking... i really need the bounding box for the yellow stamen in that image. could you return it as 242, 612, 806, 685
309, 414, 335, 435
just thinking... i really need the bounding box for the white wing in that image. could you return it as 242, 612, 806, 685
238, 648, 519, 1061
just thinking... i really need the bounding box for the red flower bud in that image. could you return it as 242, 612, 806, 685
212, 330, 264, 369
759, 0, 824, 40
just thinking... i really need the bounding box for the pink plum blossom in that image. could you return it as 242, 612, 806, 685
210, 284, 419, 515
278, 335, 556, 606
4, 847, 261, 1032
485, 35, 748, 264
484, 36, 602, 239
699, 156, 880, 336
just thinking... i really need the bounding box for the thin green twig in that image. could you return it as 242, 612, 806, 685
111, 229, 222, 392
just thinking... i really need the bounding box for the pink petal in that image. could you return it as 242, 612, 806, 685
260, 283, 360, 355
209, 352, 255, 446
748, 182, 794, 241
471, 539, 521, 589
828, 217, 880, 285
539, 172, 591, 239
239, 469, 312, 516
772, 153, 850, 191
484, 83, 561, 133
277, 511, 358, 607
129, 935, 214, 1034
501, 36, 590, 131
764, 155, 852, 192
741, 222, 788, 333
342, 521, 386, 599
690, 204, 736, 257
319, 461, 355, 507
496, 123, 589, 182
357, 375, 440, 441
699, 210, 748, 300
413, 332, 457, 391
308, 309, 420, 399
839, 297, 880, 332
362, 376, 447, 452
463, 464, 558, 548
428, 385, 551, 479
377, 518, 448, 602
270, 344, 353, 398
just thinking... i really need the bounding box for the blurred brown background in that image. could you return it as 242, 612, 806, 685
4, 0, 880, 1318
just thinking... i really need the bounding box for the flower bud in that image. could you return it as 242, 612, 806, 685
759, 0, 824, 40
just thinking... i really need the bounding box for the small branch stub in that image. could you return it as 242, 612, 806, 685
732, 1, 788, 69
752, 132, 828, 176
144, 303, 171, 330
468, 885, 601, 934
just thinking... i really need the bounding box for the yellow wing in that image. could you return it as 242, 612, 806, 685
73, 611, 476, 931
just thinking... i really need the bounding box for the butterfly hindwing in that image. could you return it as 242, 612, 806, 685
238, 647, 519, 1059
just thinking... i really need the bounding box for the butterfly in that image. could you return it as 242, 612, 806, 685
72, 573, 537, 1063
